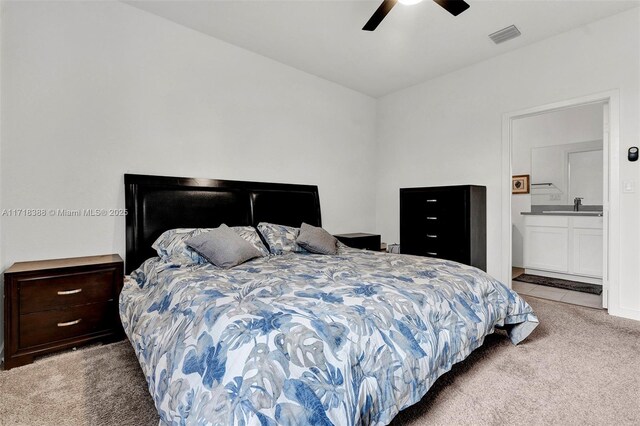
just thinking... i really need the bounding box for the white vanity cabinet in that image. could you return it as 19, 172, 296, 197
523, 215, 602, 281
572, 218, 604, 277
524, 216, 569, 272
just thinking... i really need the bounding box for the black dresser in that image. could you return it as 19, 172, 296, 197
400, 185, 486, 271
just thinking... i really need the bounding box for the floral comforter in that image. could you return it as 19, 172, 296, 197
120, 247, 538, 426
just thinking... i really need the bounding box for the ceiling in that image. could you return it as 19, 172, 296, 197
125, 0, 639, 97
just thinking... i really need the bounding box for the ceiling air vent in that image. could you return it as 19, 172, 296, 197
489, 25, 521, 44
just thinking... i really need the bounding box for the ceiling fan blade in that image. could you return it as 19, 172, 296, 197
362, 0, 398, 31
433, 0, 470, 16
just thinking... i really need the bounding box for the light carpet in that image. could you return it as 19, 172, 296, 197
1, 296, 639, 425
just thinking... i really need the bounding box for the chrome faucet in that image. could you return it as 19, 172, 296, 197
573, 197, 583, 211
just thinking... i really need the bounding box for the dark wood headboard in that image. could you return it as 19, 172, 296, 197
124, 174, 321, 273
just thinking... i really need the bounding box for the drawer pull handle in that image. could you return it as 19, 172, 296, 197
57, 289, 82, 296
427, 252, 438, 256
427, 234, 438, 238
57, 319, 82, 327
426, 199, 438, 203
426, 217, 438, 220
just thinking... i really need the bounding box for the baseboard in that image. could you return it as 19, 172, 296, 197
608, 306, 640, 322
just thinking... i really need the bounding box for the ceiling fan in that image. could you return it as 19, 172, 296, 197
363, 0, 470, 31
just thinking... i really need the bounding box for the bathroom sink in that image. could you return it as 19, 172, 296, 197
543, 210, 603, 216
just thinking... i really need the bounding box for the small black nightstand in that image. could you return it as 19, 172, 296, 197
334, 233, 382, 251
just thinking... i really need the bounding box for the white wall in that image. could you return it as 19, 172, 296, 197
0, 1, 377, 350
376, 8, 639, 318
511, 104, 603, 267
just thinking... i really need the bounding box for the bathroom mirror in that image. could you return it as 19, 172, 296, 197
530, 140, 603, 206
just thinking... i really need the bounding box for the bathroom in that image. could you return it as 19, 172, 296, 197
511, 102, 606, 308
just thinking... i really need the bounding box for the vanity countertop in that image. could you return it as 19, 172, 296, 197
521, 211, 603, 217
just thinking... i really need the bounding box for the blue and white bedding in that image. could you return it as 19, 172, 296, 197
120, 246, 538, 426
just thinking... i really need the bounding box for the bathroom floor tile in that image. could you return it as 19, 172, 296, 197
520, 282, 604, 309
527, 285, 569, 301
512, 281, 537, 295
561, 290, 603, 308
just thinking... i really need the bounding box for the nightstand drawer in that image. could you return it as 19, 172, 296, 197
334, 233, 381, 251
19, 302, 114, 349
19, 269, 116, 314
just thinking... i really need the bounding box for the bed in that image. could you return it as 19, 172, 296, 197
121, 174, 539, 426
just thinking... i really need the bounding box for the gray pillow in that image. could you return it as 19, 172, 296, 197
186, 224, 262, 268
296, 223, 338, 255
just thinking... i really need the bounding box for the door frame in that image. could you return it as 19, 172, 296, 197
501, 90, 619, 310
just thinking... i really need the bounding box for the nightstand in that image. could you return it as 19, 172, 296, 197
334, 233, 382, 251
3, 254, 124, 370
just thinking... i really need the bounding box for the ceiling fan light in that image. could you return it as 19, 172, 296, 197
399, 0, 423, 5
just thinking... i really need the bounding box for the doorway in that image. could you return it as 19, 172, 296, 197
502, 91, 620, 312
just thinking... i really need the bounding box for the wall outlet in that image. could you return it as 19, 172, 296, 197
623, 180, 635, 193
550, 194, 562, 201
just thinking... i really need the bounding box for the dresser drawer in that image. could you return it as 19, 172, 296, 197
411, 234, 465, 261
419, 233, 441, 257
421, 191, 466, 232
19, 269, 116, 314
19, 302, 114, 349
423, 220, 464, 238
